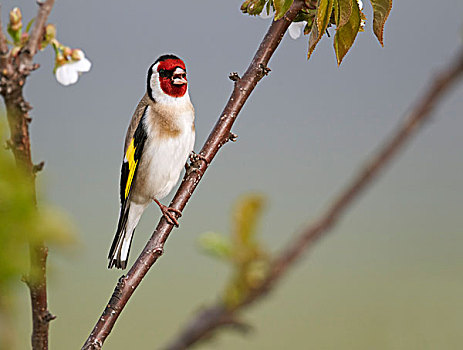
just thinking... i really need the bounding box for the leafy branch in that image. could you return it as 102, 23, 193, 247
242, 0, 392, 64
162, 46, 463, 350
0, 1, 81, 349
0, 2, 57, 348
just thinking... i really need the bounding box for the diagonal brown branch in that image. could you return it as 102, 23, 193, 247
1, 1, 56, 350
162, 47, 463, 350
81, 1, 306, 349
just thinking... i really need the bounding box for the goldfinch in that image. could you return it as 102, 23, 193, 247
108, 54, 195, 269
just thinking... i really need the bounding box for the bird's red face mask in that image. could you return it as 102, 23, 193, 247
157, 59, 187, 98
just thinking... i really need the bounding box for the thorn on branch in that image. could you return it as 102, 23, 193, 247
229, 72, 240, 82
258, 63, 271, 77
33, 161, 45, 174
113, 275, 126, 299
186, 152, 208, 176
189, 151, 208, 166
228, 132, 238, 142
42, 311, 57, 323
20, 100, 33, 113
153, 246, 164, 256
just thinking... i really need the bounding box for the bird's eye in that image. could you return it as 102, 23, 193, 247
158, 69, 170, 78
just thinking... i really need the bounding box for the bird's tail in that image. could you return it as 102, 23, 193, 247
108, 202, 146, 269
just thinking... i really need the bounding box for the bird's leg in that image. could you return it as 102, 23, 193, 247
185, 151, 208, 176
153, 198, 182, 227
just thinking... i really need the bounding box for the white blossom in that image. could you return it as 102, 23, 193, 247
288, 21, 306, 40
259, 7, 306, 40
55, 50, 91, 86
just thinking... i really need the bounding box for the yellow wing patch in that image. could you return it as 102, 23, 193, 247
124, 138, 138, 199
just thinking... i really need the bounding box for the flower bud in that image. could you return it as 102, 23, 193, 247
70, 49, 84, 61
240, 0, 251, 13
10, 7, 22, 24
40, 24, 57, 50
56, 52, 66, 66
9, 7, 22, 31
247, 0, 266, 16
45, 24, 56, 41
62, 46, 72, 58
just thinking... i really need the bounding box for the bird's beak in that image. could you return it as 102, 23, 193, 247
171, 67, 187, 85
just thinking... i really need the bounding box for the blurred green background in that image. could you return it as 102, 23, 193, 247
1, 0, 462, 348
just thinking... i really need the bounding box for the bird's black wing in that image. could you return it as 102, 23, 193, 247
109, 107, 149, 267
119, 107, 148, 211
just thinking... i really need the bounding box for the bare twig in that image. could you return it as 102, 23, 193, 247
161, 48, 463, 349
82, 1, 306, 349
26, 243, 55, 350
0, 1, 56, 350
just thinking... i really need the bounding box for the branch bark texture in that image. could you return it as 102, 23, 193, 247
82, 1, 305, 349
162, 48, 463, 349
0, 1, 56, 349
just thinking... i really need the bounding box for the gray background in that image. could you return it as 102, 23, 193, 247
2, 0, 463, 348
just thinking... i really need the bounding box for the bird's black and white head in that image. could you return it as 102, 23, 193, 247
147, 54, 189, 104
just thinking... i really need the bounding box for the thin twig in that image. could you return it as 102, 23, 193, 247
0, 1, 56, 350
19, 0, 55, 72
0, 5, 12, 75
82, 1, 306, 349
162, 48, 463, 350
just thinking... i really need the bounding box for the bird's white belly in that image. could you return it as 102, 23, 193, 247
136, 128, 194, 202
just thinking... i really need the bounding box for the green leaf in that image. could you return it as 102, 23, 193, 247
308, 0, 335, 59
233, 194, 265, 246
198, 232, 232, 260
0, 122, 75, 291
25, 18, 35, 33
370, 0, 392, 46
7, 26, 21, 45
273, 0, 294, 20
334, 0, 353, 28
334, 0, 360, 65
